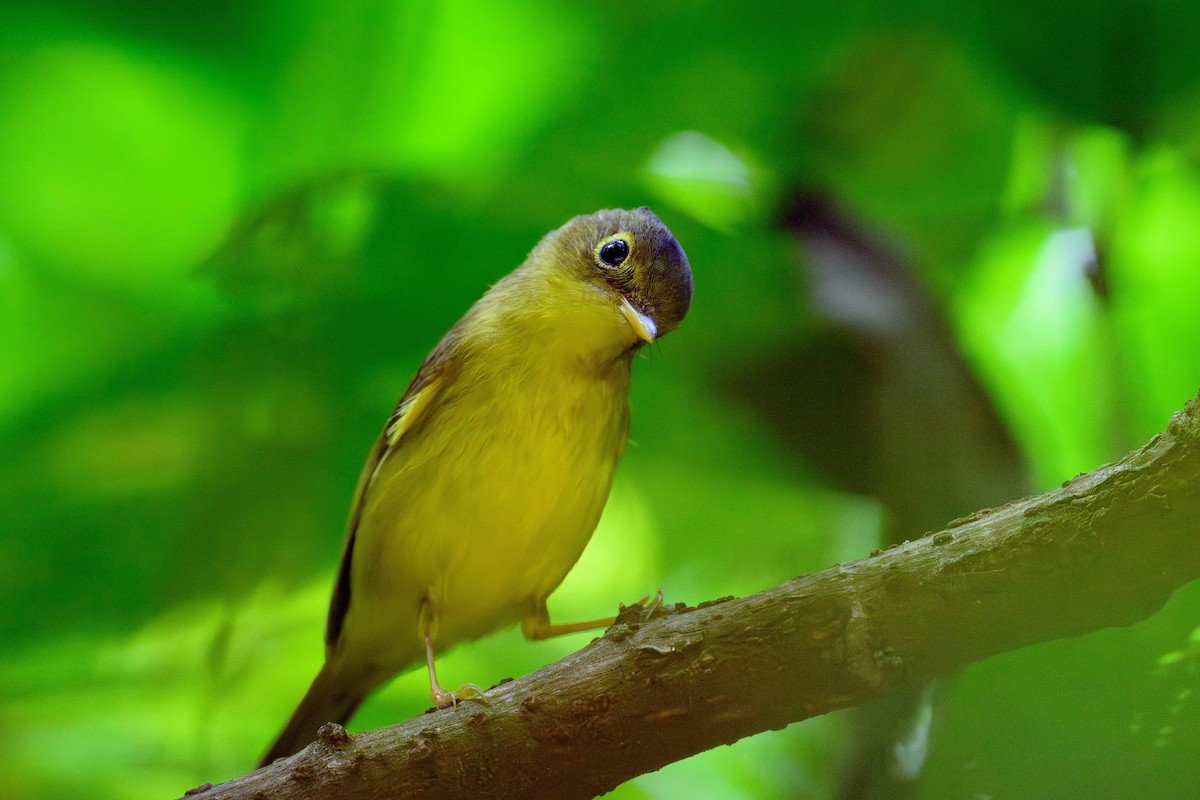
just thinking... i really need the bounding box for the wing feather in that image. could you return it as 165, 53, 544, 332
324, 347, 456, 650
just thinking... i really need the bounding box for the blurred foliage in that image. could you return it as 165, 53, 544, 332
2, 1, 1200, 799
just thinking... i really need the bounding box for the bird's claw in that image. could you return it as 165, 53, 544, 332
432, 683, 488, 709
629, 587, 665, 620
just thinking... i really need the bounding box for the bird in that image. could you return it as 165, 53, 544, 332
259, 206, 693, 766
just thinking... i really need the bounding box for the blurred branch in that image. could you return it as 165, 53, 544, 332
776, 192, 1032, 800
187, 391, 1200, 800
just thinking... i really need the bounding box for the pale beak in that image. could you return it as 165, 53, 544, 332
619, 297, 657, 343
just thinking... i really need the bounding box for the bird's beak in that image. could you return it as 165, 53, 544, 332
619, 297, 657, 343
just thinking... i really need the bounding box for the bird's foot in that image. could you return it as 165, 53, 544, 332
432, 682, 488, 709
628, 587, 665, 620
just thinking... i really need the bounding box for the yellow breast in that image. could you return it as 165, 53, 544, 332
340, 271, 638, 668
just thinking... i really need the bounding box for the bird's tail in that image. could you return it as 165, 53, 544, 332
258, 662, 367, 768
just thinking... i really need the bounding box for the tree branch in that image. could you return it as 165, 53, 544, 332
186, 391, 1200, 800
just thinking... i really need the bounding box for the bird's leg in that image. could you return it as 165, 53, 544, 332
419, 600, 485, 708
521, 608, 614, 640
521, 588, 664, 641
423, 634, 485, 708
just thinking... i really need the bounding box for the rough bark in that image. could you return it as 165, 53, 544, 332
185, 392, 1200, 800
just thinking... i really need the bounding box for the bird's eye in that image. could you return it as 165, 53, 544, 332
599, 238, 629, 268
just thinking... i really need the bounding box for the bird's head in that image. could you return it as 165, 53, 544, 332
537, 207, 693, 346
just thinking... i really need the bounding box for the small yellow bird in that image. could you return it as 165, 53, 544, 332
260, 207, 692, 765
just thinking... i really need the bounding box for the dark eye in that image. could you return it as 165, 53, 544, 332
599, 239, 629, 267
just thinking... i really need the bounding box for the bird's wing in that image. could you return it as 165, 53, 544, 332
324, 346, 457, 650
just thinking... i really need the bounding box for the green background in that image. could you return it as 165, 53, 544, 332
2, 1, 1198, 798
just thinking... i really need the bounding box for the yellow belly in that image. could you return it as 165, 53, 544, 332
339, 350, 631, 672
